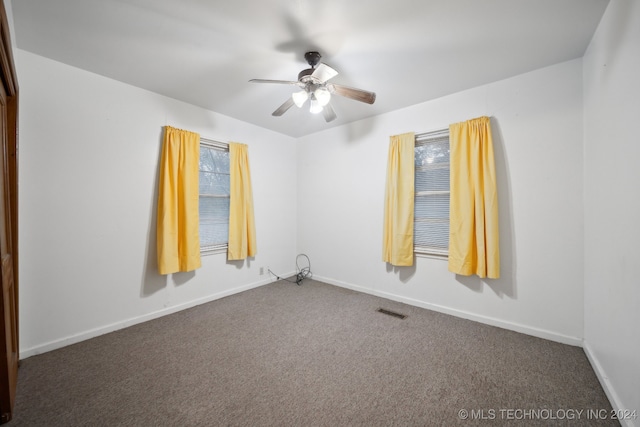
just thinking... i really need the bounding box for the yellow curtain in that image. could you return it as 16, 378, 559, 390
228, 142, 257, 260
157, 126, 202, 275
383, 132, 415, 266
448, 116, 500, 278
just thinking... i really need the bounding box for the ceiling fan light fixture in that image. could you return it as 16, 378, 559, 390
314, 87, 331, 106
250, 51, 376, 122
292, 90, 308, 108
309, 97, 323, 114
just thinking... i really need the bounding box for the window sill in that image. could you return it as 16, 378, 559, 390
415, 251, 448, 261
201, 245, 228, 256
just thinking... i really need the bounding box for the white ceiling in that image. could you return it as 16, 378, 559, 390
12, 0, 609, 138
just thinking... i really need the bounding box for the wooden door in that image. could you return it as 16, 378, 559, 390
0, 0, 18, 423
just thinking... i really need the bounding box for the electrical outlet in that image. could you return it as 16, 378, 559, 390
259, 267, 264, 275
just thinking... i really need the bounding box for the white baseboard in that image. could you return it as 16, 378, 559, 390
19, 273, 294, 360
583, 342, 638, 427
315, 275, 583, 347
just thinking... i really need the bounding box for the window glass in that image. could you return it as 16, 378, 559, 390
414, 133, 450, 257
199, 144, 230, 251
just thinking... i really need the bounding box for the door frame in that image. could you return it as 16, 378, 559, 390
0, 0, 19, 423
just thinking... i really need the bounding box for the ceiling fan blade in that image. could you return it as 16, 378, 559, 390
322, 103, 337, 122
311, 63, 338, 83
250, 79, 302, 86
272, 97, 296, 116
328, 84, 376, 104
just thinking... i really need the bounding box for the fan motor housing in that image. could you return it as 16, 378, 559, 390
298, 68, 315, 82
298, 51, 323, 82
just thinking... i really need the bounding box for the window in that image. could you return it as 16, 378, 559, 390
199, 139, 230, 253
414, 130, 450, 257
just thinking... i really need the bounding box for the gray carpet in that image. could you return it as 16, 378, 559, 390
9, 279, 616, 426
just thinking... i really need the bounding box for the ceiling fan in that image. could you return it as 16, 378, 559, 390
249, 51, 376, 122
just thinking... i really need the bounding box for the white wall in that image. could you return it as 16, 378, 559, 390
297, 59, 585, 344
583, 0, 640, 424
11, 0, 639, 419
17, 50, 298, 357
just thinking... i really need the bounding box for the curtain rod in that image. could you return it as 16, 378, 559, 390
416, 128, 449, 141
200, 137, 228, 150
416, 116, 493, 141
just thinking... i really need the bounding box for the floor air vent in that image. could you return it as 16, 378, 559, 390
376, 308, 407, 319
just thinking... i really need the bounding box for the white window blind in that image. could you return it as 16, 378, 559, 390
199, 138, 230, 253
414, 130, 450, 257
